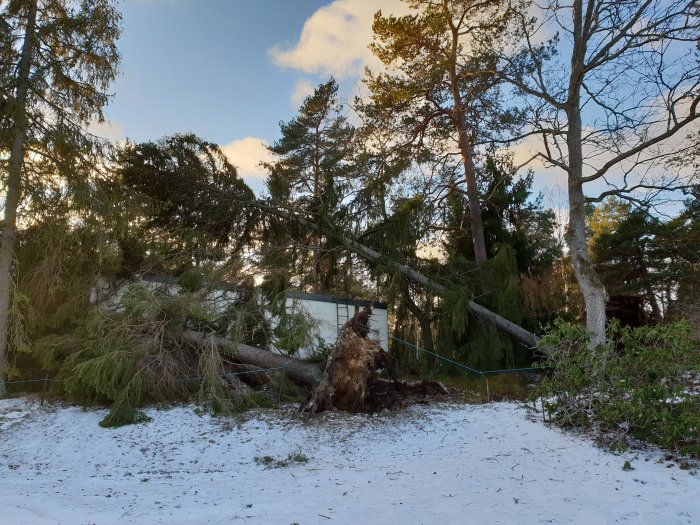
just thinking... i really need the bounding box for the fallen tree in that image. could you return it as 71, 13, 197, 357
188, 308, 453, 414
251, 200, 538, 348
304, 306, 453, 413
181, 330, 322, 386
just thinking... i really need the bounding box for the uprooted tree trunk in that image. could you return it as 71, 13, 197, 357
306, 306, 388, 413
305, 306, 453, 413
181, 330, 322, 386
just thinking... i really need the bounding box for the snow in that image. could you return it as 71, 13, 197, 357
1, 397, 698, 525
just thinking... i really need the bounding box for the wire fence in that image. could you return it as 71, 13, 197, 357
0, 363, 297, 388
390, 335, 544, 377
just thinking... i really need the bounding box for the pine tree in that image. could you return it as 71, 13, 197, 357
364, 0, 524, 263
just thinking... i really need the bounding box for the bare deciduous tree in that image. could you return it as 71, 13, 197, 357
500, 0, 699, 345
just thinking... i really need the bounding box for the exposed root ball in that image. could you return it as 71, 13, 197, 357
307, 328, 385, 413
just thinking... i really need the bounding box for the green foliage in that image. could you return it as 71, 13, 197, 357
30, 272, 274, 426
586, 194, 700, 329
436, 246, 527, 370
477, 155, 561, 275
195, 338, 270, 417
35, 309, 193, 427
114, 133, 256, 273
537, 320, 700, 457
366, 0, 523, 151
262, 78, 357, 294
272, 306, 321, 357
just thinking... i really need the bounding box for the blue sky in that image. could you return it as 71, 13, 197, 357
99, 0, 562, 197
98, 0, 411, 193
98, 0, 693, 212
106, 0, 327, 144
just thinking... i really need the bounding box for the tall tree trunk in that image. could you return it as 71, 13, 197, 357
446, 14, 487, 263
458, 132, 488, 263
566, 0, 607, 347
0, 0, 38, 396
566, 181, 607, 347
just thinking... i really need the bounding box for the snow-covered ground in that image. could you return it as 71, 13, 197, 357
1, 397, 698, 525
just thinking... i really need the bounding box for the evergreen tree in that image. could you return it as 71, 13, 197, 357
0, 0, 121, 394
262, 79, 357, 294
364, 0, 524, 263
114, 133, 256, 274
588, 193, 699, 331
443, 152, 561, 275
589, 200, 663, 324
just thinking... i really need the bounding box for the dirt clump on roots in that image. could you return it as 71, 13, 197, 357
306, 306, 458, 414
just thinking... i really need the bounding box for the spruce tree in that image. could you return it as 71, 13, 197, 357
263, 79, 357, 294
0, 0, 121, 395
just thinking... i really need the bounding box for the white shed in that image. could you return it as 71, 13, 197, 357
282, 291, 389, 353
93, 275, 389, 354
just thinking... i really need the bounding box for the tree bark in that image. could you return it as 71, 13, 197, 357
566, 182, 607, 347
181, 330, 322, 386
0, 0, 38, 397
565, 0, 608, 347
447, 17, 487, 263
306, 327, 386, 413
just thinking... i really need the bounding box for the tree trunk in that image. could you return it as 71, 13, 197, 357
459, 135, 488, 263
403, 289, 436, 369
565, 0, 608, 347
181, 330, 322, 386
446, 14, 487, 263
0, 0, 38, 397
566, 183, 607, 347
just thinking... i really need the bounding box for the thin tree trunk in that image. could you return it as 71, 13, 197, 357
0, 0, 38, 396
403, 290, 435, 369
565, 0, 608, 347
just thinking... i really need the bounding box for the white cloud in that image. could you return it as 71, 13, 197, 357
268, 0, 410, 79
291, 79, 316, 107
220, 137, 274, 182
88, 119, 126, 141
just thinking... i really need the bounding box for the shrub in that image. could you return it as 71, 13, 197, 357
537, 320, 700, 457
